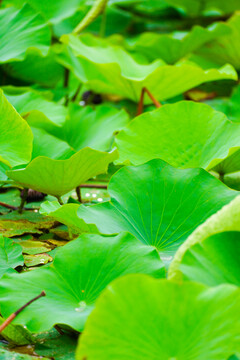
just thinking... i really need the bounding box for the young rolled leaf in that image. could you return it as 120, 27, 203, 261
0, 90, 33, 167
58, 34, 237, 103
77, 275, 240, 360
0, 236, 24, 279
0, 233, 164, 332
77, 159, 238, 257
115, 101, 240, 169
178, 231, 240, 287
7, 148, 118, 197
169, 194, 240, 281
0, 4, 50, 63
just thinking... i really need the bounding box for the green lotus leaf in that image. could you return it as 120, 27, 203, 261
197, 13, 240, 70
3, 48, 64, 87
165, 0, 240, 16
31, 127, 74, 160
4, 87, 67, 127
40, 201, 98, 234
77, 275, 240, 360
178, 231, 240, 287
0, 236, 23, 278
127, 22, 230, 64
58, 34, 237, 103
7, 148, 118, 197
168, 194, 240, 281
0, 233, 164, 332
77, 159, 238, 259
0, 90, 33, 167
0, 4, 50, 63
26, 0, 86, 23
60, 104, 129, 152
115, 101, 240, 169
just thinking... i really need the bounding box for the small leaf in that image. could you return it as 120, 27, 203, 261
0, 236, 23, 278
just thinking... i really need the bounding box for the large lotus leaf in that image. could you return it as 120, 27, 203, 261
178, 231, 240, 287
169, 194, 240, 281
127, 22, 230, 64
58, 34, 237, 103
0, 90, 33, 167
165, 0, 240, 16
31, 127, 74, 160
115, 101, 240, 169
197, 13, 240, 70
0, 236, 23, 278
4, 87, 67, 127
77, 275, 240, 360
25, 0, 85, 23
210, 148, 240, 177
77, 159, 238, 258
0, 4, 50, 63
3, 49, 64, 87
40, 201, 98, 234
7, 148, 118, 197
60, 104, 129, 152
0, 233, 164, 332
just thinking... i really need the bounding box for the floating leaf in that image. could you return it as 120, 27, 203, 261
77, 159, 238, 257
0, 316, 35, 345
0, 4, 50, 63
115, 101, 240, 169
14, 238, 53, 255
0, 349, 46, 360
0, 233, 164, 332
24, 253, 53, 267
178, 231, 240, 287
0, 236, 23, 278
58, 34, 237, 102
77, 275, 240, 360
0, 90, 33, 167
169, 195, 240, 281
7, 148, 118, 197
0, 211, 56, 237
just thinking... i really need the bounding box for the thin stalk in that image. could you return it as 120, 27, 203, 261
136, 87, 161, 116
80, 184, 107, 189
0, 202, 18, 210
99, 8, 107, 37
76, 186, 82, 203
18, 188, 28, 214
56, 196, 64, 205
0, 291, 46, 333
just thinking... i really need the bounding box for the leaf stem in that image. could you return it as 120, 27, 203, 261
18, 188, 28, 214
137, 87, 161, 116
0, 201, 18, 210
0, 291, 46, 333
80, 184, 107, 189
76, 186, 82, 203
56, 196, 64, 205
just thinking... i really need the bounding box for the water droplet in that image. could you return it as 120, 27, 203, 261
75, 301, 87, 312
97, 198, 103, 202
92, 194, 97, 198
85, 193, 90, 197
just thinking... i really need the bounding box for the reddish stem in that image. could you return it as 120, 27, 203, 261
137, 87, 161, 116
